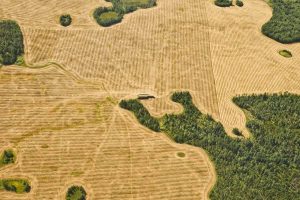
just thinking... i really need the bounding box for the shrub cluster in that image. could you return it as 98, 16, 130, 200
232, 128, 243, 136
123, 91, 300, 199
0, 20, 24, 65
262, 0, 300, 43
93, 7, 123, 27
214, 0, 232, 7
66, 185, 87, 200
0, 149, 15, 167
60, 14, 72, 27
236, 0, 243, 7
93, 0, 156, 27
0, 179, 31, 193
119, 99, 160, 132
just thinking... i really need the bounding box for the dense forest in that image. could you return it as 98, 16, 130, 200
262, 0, 300, 43
0, 20, 24, 65
120, 91, 300, 199
119, 99, 160, 132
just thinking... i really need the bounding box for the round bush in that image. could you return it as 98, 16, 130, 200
177, 152, 186, 158
60, 14, 72, 27
232, 128, 243, 136
236, 0, 243, 7
66, 185, 87, 200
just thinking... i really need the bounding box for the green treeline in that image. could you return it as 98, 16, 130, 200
66, 185, 87, 200
0, 20, 24, 65
120, 91, 300, 199
93, 0, 156, 27
0, 149, 16, 168
262, 0, 300, 43
119, 99, 160, 132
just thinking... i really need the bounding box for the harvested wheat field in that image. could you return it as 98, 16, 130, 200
0, 0, 300, 199
0, 67, 215, 199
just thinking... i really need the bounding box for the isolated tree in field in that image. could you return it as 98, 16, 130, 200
60, 14, 72, 27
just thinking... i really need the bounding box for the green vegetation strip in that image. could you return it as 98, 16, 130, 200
262, 0, 300, 43
120, 91, 300, 199
279, 49, 292, 58
93, 0, 156, 27
0, 149, 16, 168
0, 20, 24, 65
0, 179, 31, 193
66, 186, 87, 200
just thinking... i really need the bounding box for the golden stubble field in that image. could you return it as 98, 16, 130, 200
0, 67, 215, 199
0, 0, 300, 199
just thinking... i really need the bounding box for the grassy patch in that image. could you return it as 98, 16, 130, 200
117, 0, 156, 12
279, 49, 292, 58
262, 0, 300, 43
121, 91, 300, 199
177, 152, 186, 158
93, 7, 123, 27
41, 144, 49, 149
99, 11, 122, 27
0, 20, 24, 65
70, 171, 84, 177
66, 185, 87, 200
0, 149, 16, 168
0, 179, 31, 193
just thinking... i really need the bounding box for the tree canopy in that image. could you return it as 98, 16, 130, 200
0, 20, 24, 65
262, 0, 300, 43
